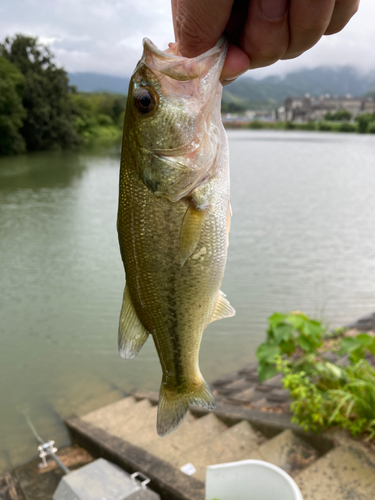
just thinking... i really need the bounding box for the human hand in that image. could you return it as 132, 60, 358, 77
171, 0, 359, 84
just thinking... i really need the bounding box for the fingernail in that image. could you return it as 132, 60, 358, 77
260, 0, 288, 19
221, 72, 247, 86
222, 76, 238, 86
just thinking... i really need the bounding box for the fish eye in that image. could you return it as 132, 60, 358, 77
134, 88, 157, 115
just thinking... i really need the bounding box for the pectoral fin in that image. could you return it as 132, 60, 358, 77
179, 200, 207, 266
210, 290, 235, 323
118, 286, 150, 359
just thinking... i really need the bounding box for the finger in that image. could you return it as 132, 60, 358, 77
324, 0, 359, 35
171, 0, 178, 39
173, 0, 235, 57
241, 0, 290, 69
221, 44, 251, 84
282, 0, 336, 60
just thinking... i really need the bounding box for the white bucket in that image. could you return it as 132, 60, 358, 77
205, 459, 303, 500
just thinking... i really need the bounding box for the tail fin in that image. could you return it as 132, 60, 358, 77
157, 378, 216, 437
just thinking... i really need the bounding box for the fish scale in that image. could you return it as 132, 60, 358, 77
117, 37, 235, 436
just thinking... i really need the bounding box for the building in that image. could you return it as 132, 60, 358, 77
283, 94, 375, 122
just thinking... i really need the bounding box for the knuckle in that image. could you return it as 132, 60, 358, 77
250, 45, 288, 68
294, 21, 328, 38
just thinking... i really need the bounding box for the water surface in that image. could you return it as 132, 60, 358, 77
1, 131, 375, 471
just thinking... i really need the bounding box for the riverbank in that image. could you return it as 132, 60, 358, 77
223, 119, 375, 133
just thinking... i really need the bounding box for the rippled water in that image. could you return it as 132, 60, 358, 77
1, 130, 375, 471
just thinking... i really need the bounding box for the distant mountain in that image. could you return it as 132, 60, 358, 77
222, 66, 375, 110
69, 72, 130, 94
69, 66, 375, 110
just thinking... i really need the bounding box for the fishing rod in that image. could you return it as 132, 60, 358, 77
24, 412, 70, 475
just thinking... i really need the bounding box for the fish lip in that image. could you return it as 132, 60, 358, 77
143, 36, 227, 62
141, 37, 228, 81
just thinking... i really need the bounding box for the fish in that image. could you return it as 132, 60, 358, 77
117, 37, 235, 436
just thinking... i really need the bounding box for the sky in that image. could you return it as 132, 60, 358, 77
0, 0, 374, 78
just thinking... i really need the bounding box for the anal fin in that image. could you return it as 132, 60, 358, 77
179, 200, 207, 266
210, 290, 235, 323
118, 285, 149, 359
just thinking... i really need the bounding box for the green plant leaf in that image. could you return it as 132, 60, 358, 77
256, 343, 281, 363
296, 335, 316, 352
367, 338, 375, 356
268, 312, 287, 329
280, 339, 296, 356
302, 320, 324, 339
258, 363, 279, 382
340, 337, 365, 353
287, 313, 306, 329
357, 334, 374, 346
273, 324, 293, 344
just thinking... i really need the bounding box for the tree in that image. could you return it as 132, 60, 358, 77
324, 109, 352, 122
0, 56, 26, 155
355, 113, 375, 134
0, 35, 81, 151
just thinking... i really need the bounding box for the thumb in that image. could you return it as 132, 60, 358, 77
172, 0, 235, 57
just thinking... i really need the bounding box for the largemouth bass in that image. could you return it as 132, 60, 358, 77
117, 37, 234, 436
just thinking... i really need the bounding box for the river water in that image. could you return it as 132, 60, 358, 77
1, 130, 375, 471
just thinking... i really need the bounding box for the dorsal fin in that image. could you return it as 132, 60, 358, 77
179, 200, 207, 266
118, 285, 150, 359
210, 290, 236, 323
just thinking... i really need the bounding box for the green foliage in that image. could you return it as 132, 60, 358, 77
0, 34, 80, 151
71, 92, 126, 143
258, 311, 375, 438
284, 121, 296, 130
276, 359, 329, 432
256, 311, 325, 382
0, 56, 26, 154
283, 121, 316, 131
221, 100, 248, 114
355, 113, 375, 134
303, 121, 316, 131
324, 109, 352, 121
317, 122, 330, 131
340, 333, 375, 362
278, 356, 375, 438
248, 120, 265, 129
339, 122, 356, 133
318, 122, 339, 131
356, 113, 371, 133
368, 121, 375, 134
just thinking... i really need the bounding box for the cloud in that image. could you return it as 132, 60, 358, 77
0, 0, 374, 77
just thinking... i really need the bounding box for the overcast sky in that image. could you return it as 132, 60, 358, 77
1, 0, 374, 78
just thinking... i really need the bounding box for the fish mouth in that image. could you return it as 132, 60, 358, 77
141, 37, 228, 81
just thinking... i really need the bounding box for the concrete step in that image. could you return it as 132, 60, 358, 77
294, 445, 375, 500
119, 405, 159, 445
130, 411, 197, 449
256, 430, 318, 475
82, 397, 156, 442
217, 378, 250, 396
177, 420, 262, 481
81, 396, 137, 426
148, 413, 228, 464
73, 389, 127, 418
